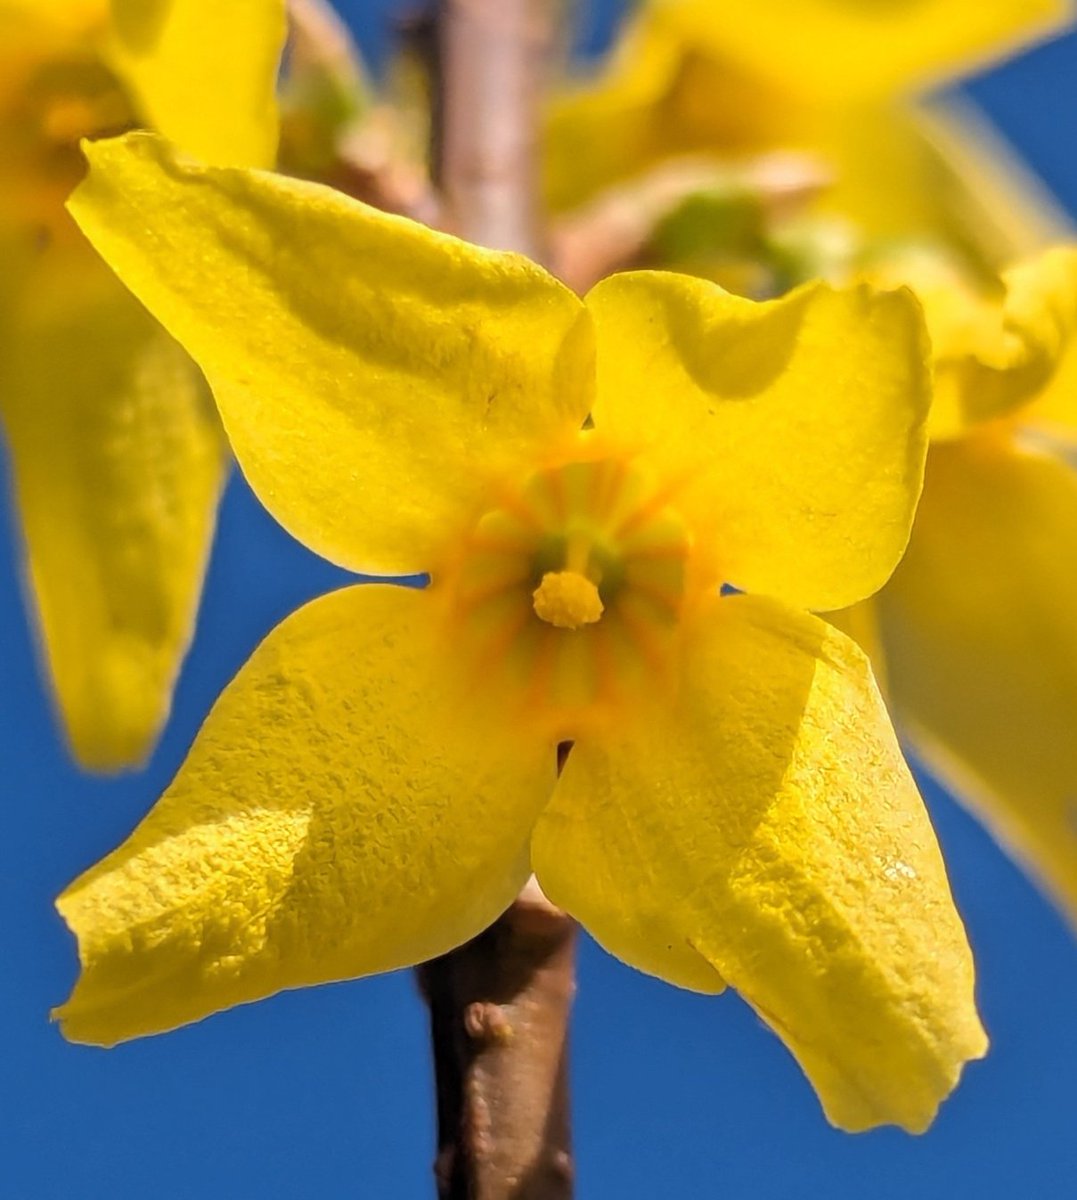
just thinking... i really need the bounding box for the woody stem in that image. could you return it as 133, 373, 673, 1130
433, 0, 551, 258
416, 3, 576, 1197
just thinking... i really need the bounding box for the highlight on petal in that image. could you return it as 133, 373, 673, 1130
55, 584, 556, 1045
0, 234, 225, 770
533, 593, 986, 1133
879, 245, 1077, 439
586, 272, 930, 611
879, 435, 1077, 927
104, 0, 285, 168
68, 132, 596, 576
657, 0, 1073, 102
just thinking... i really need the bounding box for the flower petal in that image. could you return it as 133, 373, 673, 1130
1029, 337, 1077, 443
544, 11, 682, 213
824, 597, 888, 696
879, 435, 1077, 926
657, 0, 1072, 102
543, 9, 798, 212
0, 234, 225, 770
821, 99, 1072, 266
586, 272, 930, 611
104, 0, 285, 168
55, 584, 555, 1045
882, 245, 1077, 439
68, 132, 595, 575
533, 593, 986, 1133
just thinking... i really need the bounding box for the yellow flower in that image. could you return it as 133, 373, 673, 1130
0, 0, 284, 769
831, 244, 1077, 928
544, 0, 1073, 259
53, 131, 988, 1134
550, 0, 1077, 935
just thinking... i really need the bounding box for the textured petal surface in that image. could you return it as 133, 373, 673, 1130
0, 234, 225, 770
533, 593, 986, 1133
56, 584, 555, 1045
68, 133, 595, 575
104, 0, 284, 167
879, 435, 1077, 926
659, 0, 1072, 102
586, 272, 929, 611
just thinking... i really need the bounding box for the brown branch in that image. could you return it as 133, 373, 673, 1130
417, 880, 576, 1199
417, 4, 576, 1197
435, 0, 553, 257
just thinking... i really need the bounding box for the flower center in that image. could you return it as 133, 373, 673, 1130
532, 570, 604, 630
2, 52, 133, 235
443, 444, 710, 737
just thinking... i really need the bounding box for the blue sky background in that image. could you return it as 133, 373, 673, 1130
4, 2, 1077, 1196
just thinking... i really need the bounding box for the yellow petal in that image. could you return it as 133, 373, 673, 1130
884, 245, 1077, 439
878, 435, 1077, 927
820, 99, 1073, 267
0, 0, 104, 40
658, 0, 1072, 102
543, 9, 800, 212
534, 593, 986, 1133
104, 0, 285, 167
1028, 325, 1077, 442
586, 272, 930, 611
0, 232, 225, 770
824, 597, 888, 696
544, 11, 681, 213
68, 132, 595, 575
55, 584, 555, 1045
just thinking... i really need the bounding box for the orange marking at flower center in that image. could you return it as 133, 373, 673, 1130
442, 443, 709, 738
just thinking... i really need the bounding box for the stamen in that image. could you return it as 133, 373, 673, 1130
532, 570, 604, 630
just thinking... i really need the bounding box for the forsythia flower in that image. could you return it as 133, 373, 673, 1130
550, 0, 1077, 934
54, 132, 988, 1134
833, 246, 1077, 925
544, 0, 1072, 261
0, 0, 283, 768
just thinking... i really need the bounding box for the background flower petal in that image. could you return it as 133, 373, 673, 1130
68, 132, 596, 576
657, 0, 1073, 102
893, 245, 1077, 439
104, 0, 285, 168
586, 272, 929, 610
55, 584, 555, 1045
533, 593, 986, 1133
0, 235, 225, 770
879, 434, 1077, 927
819, 99, 1073, 262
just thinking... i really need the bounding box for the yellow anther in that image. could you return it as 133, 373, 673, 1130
532, 570, 604, 630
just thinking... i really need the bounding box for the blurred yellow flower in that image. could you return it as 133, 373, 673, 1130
0, 0, 284, 769
832, 245, 1077, 928
53, 132, 989, 1134
552, 0, 1077, 935
545, 0, 1072, 260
